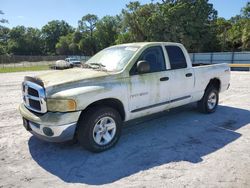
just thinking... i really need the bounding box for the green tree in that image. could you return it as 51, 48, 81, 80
7, 26, 43, 55
95, 16, 119, 50
55, 35, 70, 55
241, 2, 250, 50
41, 20, 74, 54
56, 33, 80, 55
78, 14, 98, 37
120, 0, 218, 52
79, 35, 97, 56
218, 2, 250, 51
0, 10, 8, 25
72, 30, 82, 43
0, 26, 9, 54
0, 10, 9, 54
69, 42, 80, 55
227, 19, 245, 50
25, 27, 43, 55
241, 2, 250, 18
78, 14, 99, 55
215, 18, 232, 51
7, 26, 27, 55
120, 1, 150, 42
242, 20, 250, 50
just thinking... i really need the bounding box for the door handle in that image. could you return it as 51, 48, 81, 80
160, 77, 169, 81
185, 73, 192, 77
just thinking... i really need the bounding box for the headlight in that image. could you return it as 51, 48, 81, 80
47, 99, 77, 112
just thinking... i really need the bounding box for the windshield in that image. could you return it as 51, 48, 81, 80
85, 46, 139, 72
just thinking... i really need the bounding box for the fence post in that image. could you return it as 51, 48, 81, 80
231, 51, 235, 64
210, 52, 213, 64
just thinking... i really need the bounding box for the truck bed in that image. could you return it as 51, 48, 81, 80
192, 63, 218, 67
192, 62, 230, 95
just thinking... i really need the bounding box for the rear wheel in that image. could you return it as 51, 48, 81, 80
197, 86, 219, 113
77, 106, 122, 152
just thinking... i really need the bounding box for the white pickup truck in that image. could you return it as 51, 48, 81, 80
19, 42, 230, 152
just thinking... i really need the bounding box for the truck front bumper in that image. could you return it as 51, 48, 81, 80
19, 103, 81, 142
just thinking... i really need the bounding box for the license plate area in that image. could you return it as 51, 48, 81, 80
23, 118, 31, 131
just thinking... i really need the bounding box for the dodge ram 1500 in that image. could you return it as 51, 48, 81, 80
19, 42, 230, 152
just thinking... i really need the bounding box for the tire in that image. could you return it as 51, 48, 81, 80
76, 106, 122, 152
197, 86, 219, 114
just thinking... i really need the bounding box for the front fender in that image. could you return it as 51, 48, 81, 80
48, 84, 127, 112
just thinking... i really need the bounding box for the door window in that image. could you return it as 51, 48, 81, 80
165, 46, 187, 69
130, 46, 166, 75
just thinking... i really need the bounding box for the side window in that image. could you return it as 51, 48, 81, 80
130, 46, 166, 75
165, 46, 187, 69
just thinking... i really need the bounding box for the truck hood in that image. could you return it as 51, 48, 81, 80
36, 68, 110, 88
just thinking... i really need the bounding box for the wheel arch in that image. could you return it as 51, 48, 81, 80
79, 98, 126, 121
205, 78, 221, 92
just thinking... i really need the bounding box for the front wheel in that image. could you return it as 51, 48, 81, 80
197, 86, 219, 113
76, 106, 122, 152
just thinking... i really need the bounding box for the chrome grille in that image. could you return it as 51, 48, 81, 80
22, 81, 47, 113
28, 87, 39, 97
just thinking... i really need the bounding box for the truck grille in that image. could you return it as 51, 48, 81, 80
28, 87, 39, 97
22, 81, 47, 113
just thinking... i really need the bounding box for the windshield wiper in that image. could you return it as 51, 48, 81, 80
88, 63, 106, 67
87, 62, 107, 71
82, 63, 94, 69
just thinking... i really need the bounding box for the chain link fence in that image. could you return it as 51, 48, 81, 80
0, 55, 90, 68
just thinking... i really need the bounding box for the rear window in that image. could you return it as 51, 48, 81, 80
165, 46, 187, 69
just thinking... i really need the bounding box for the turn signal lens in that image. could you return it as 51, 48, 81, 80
47, 99, 77, 112
67, 99, 77, 111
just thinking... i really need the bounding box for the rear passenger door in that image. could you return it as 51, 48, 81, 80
165, 45, 194, 107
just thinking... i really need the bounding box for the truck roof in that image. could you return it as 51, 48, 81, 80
114, 42, 182, 48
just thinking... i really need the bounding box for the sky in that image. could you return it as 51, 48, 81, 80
0, 0, 249, 29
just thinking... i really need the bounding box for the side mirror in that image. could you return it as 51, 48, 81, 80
137, 60, 150, 74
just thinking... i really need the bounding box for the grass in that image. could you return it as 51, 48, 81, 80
0, 65, 50, 73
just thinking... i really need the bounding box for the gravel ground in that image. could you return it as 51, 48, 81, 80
0, 71, 250, 188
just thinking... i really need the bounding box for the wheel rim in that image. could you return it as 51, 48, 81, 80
93, 116, 116, 145
207, 92, 217, 110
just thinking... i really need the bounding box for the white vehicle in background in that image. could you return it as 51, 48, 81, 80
53, 57, 82, 69
65, 58, 82, 67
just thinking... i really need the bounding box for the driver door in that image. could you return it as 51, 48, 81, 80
128, 46, 171, 116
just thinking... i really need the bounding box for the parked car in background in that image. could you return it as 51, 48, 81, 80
65, 58, 82, 67
52, 57, 82, 69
